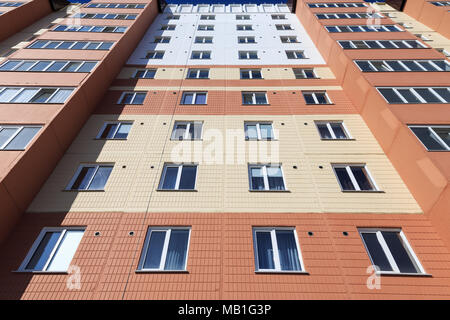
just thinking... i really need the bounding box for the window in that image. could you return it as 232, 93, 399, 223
293, 68, 316, 79
303, 91, 331, 104
236, 14, 250, 20
97, 122, 132, 139
332, 164, 378, 191
118, 92, 146, 104
239, 51, 258, 59
74, 12, 137, 20
316, 12, 383, 19
53, 25, 126, 33
166, 14, 180, 20
286, 50, 305, 59
66, 164, 113, 190
355, 60, 449, 72
0, 2, 24, 7
280, 36, 298, 43
409, 125, 450, 151
242, 92, 268, 105
145, 51, 164, 59
191, 51, 211, 59
0, 60, 97, 73
194, 36, 213, 44
316, 121, 350, 140
253, 228, 303, 272
249, 164, 285, 191
238, 36, 256, 44
359, 229, 425, 274
181, 92, 207, 105
27, 40, 114, 50
197, 24, 214, 31
187, 69, 209, 79
275, 24, 292, 30
87, 3, 145, 9
378, 87, 450, 104
161, 24, 175, 30
240, 69, 262, 79
171, 121, 203, 140
159, 164, 197, 190
338, 40, 426, 50
326, 25, 402, 33
200, 14, 215, 20
0, 125, 41, 150
134, 69, 156, 79
271, 14, 286, 19
154, 36, 170, 43
245, 122, 274, 140
18, 228, 84, 272
308, 2, 367, 8
0, 87, 74, 104
430, 1, 450, 6
237, 25, 253, 31
137, 227, 190, 271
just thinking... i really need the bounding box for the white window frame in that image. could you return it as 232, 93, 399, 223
154, 36, 170, 43
171, 121, 203, 140
18, 227, 85, 272
190, 51, 211, 60
27, 40, 114, 50
194, 36, 213, 44
181, 92, 208, 105
186, 68, 209, 79
236, 14, 250, 20
137, 227, 191, 272
332, 164, 379, 192
280, 36, 298, 43
0, 125, 41, 150
0, 87, 74, 104
358, 228, 426, 275
161, 24, 176, 30
275, 24, 292, 30
302, 91, 331, 104
239, 51, 258, 60
240, 69, 262, 79
248, 164, 287, 191
244, 122, 275, 140
200, 14, 215, 20
315, 121, 351, 140
286, 50, 305, 59
158, 163, 198, 190
96, 121, 132, 140
133, 68, 157, 79
293, 68, 317, 79
237, 24, 253, 31
197, 24, 214, 31
355, 60, 449, 72
271, 14, 286, 20
238, 36, 256, 44
242, 92, 268, 105
117, 91, 147, 104
377, 87, 449, 104
252, 227, 305, 272
0, 60, 97, 73
145, 51, 164, 59
408, 125, 450, 151
66, 164, 114, 191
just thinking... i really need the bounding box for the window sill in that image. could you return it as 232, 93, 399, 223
376, 272, 432, 277
135, 270, 189, 274
156, 189, 198, 192
249, 189, 290, 193
255, 271, 309, 275
341, 190, 385, 193
13, 270, 69, 274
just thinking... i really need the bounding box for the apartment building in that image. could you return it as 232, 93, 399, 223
0, 0, 449, 300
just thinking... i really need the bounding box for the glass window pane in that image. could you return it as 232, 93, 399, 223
361, 232, 393, 271
416, 61, 437, 71
431, 61, 449, 71
256, 232, 275, 269
384, 61, 404, 71
0, 60, 21, 71
10, 88, 39, 103
255, 93, 266, 104
25, 231, 62, 270
397, 89, 421, 103
303, 93, 315, 104
433, 127, 450, 147
46, 230, 84, 271
241, 70, 250, 79
143, 231, 166, 269
72, 42, 88, 49
48, 89, 73, 103
317, 123, 331, 139
88, 166, 112, 190
267, 166, 285, 191
61, 61, 81, 72
315, 93, 328, 104
71, 166, 96, 190
46, 62, 67, 72
121, 93, 134, 104
250, 167, 265, 190
276, 230, 301, 271
401, 61, 422, 71
0, 88, 21, 102
182, 93, 193, 104
192, 122, 202, 139
0, 127, 18, 148
331, 123, 347, 139
77, 62, 97, 73
58, 41, 74, 49
132, 92, 146, 104
414, 88, 441, 103
195, 93, 207, 104
379, 88, 403, 103
100, 123, 117, 139
161, 166, 178, 189
164, 229, 189, 270
199, 70, 209, 78
411, 127, 447, 150
4, 127, 40, 150
246, 125, 258, 139
173, 124, 187, 140
29, 61, 52, 71
114, 123, 131, 139
179, 166, 197, 189
243, 93, 253, 104
260, 124, 273, 140
382, 231, 418, 273
351, 167, 374, 190
433, 88, 450, 102
335, 167, 355, 191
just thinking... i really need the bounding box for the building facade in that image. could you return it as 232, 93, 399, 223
0, 0, 449, 300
